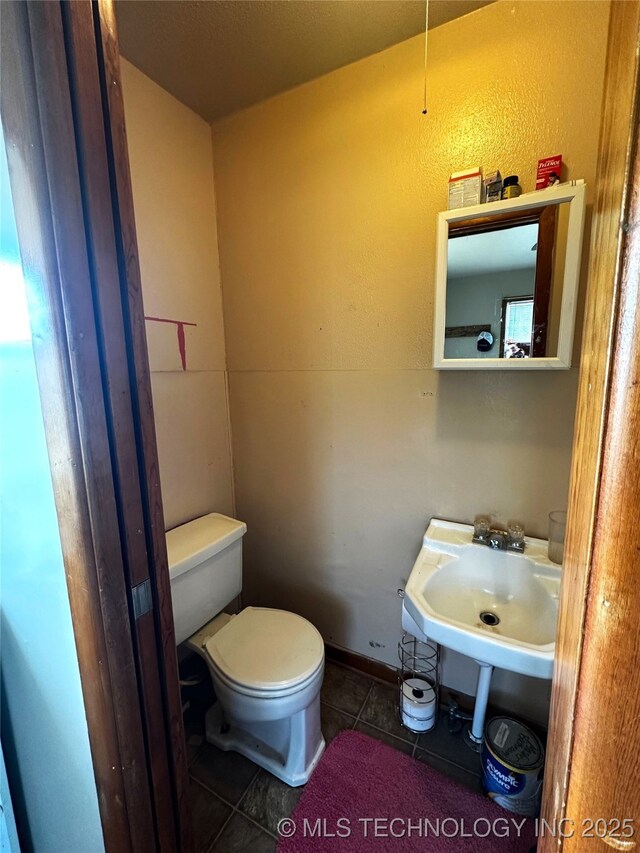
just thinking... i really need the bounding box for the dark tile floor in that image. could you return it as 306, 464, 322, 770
185, 660, 483, 852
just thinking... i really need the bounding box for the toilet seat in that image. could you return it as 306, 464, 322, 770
209, 656, 324, 700
205, 606, 324, 697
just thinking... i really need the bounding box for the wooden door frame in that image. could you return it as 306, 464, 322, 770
540, 2, 640, 849
0, 1, 191, 850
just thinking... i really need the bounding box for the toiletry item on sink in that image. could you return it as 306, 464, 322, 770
536, 155, 563, 189
501, 175, 522, 199
448, 167, 484, 209
484, 170, 502, 203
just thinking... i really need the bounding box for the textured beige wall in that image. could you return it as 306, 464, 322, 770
121, 59, 234, 530
211, 1, 609, 720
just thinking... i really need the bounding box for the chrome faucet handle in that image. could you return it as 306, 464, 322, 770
507, 521, 525, 553
473, 515, 491, 543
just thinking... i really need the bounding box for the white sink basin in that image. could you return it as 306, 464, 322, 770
404, 518, 561, 679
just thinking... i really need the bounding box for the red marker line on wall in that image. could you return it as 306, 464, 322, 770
144, 316, 197, 371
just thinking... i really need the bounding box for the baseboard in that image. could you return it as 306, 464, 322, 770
324, 643, 398, 685
324, 643, 479, 714
324, 643, 476, 701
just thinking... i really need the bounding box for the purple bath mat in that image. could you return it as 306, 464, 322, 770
277, 731, 535, 851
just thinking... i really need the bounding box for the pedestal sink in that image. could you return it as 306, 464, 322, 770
402, 518, 561, 748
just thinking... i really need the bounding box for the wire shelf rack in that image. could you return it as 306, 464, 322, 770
398, 633, 439, 735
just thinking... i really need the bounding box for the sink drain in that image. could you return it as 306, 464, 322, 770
480, 611, 500, 627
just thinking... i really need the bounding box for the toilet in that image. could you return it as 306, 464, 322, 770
166, 512, 325, 786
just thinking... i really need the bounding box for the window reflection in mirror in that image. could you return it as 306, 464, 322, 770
443, 201, 570, 360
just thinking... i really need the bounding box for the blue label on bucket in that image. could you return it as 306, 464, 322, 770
482, 751, 526, 795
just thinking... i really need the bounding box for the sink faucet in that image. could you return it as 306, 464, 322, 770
488, 531, 507, 550
473, 517, 525, 553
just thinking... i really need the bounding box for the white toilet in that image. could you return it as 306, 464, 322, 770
166, 512, 325, 786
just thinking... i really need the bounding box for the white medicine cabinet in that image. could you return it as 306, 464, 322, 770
433, 183, 587, 370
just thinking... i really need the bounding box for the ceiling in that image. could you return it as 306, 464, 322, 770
448, 225, 539, 279
116, 0, 494, 122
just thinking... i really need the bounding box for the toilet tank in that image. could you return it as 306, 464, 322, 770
166, 513, 246, 645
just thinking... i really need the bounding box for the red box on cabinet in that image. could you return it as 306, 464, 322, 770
536, 155, 563, 190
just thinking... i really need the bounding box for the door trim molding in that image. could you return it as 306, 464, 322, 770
93, 1, 193, 845
0, 2, 192, 849
540, 2, 640, 848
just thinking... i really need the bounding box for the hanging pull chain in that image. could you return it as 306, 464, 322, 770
422, 0, 429, 115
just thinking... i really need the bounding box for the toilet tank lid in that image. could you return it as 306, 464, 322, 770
166, 513, 247, 580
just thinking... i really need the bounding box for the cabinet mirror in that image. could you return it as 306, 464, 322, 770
433, 184, 586, 370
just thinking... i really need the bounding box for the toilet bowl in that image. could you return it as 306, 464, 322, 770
166, 514, 325, 786
191, 607, 325, 785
